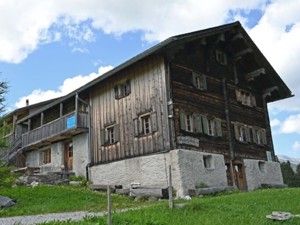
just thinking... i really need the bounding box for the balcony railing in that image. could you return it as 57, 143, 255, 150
22, 112, 88, 149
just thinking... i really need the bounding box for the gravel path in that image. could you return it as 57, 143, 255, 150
0, 211, 106, 225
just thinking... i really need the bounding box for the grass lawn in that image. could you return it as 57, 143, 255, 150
1, 186, 300, 224
41, 188, 300, 225
0, 185, 153, 217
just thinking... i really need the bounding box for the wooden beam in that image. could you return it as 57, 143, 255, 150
215, 33, 225, 43
234, 48, 252, 59
200, 38, 206, 45
245, 68, 266, 81
231, 33, 244, 42
263, 86, 279, 98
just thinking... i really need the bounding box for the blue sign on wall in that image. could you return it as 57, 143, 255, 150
67, 115, 76, 129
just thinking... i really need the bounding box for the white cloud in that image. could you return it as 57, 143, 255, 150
0, 0, 266, 63
292, 141, 300, 152
270, 119, 281, 127
15, 66, 113, 108
280, 114, 300, 134
1, 0, 300, 115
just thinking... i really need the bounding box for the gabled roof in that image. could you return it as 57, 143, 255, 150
17, 21, 293, 123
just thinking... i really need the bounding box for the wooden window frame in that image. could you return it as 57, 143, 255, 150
235, 89, 256, 107
180, 110, 222, 137
215, 49, 227, 65
192, 72, 207, 90
134, 112, 158, 137
100, 123, 120, 146
42, 149, 51, 164
114, 79, 131, 99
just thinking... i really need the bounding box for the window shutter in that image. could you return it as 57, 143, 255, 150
151, 112, 158, 132
251, 127, 257, 143
193, 113, 203, 133
202, 74, 207, 90
125, 80, 131, 95
202, 115, 209, 134
262, 129, 267, 145
233, 123, 240, 140
215, 118, 222, 137
251, 95, 256, 107
100, 129, 105, 145
245, 126, 251, 142
114, 124, 120, 142
180, 110, 186, 130
114, 86, 119, 99
235, 89, 242, 102
192, 72, 197, 87
133, 118, 139, 137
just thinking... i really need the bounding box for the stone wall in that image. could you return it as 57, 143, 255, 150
90, 149, 227, 197
244, 159, 284, 190
72, 133, 89, 177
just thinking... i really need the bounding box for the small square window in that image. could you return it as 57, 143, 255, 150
192, 72, 207, 90
203, 155, 214, 169
215, 50, 227, 65
134, 112, 158, 137
141, 115, 151, 135
114, 80, 131, 99
43, 149, 51, 164
101, 124, 120, 145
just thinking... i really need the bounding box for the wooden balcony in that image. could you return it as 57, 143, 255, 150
22, 112, 88, 150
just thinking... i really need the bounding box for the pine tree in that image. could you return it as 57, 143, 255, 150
280, 161, 296, 187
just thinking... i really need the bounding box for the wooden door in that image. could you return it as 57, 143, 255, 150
64, 142, 73, 171
234, 164, 246, 190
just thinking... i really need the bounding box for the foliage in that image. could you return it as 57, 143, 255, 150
0, 185, 155, 218
69, 175, 89, 187
0, 80, 9, 150
36, 188, 300, 225
0, 165, 19, 188
280, 161, 300, 187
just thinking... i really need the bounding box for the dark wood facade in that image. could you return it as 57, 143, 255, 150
3, 22, 292, 188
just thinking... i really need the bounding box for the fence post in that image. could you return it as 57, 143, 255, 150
168, 165, 174, 209
107, 185, 112, 225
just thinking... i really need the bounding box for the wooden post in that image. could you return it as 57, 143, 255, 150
168, 165, 174, 209
107, 185, 112, 225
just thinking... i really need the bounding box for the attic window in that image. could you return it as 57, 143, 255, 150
215, 50, 227, 65
114, 80, 131, 99
192, 72, 207, 90
235, 89, 256, 107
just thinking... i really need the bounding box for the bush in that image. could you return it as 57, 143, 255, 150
0, 166, 19, 188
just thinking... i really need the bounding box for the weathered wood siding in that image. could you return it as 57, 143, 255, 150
169, 37, 271, 162
90, 56, 170, 164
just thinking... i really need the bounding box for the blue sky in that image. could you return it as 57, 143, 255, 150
0, 0, 300, 158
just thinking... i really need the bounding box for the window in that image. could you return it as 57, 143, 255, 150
235, 89, 256, 107
233, 123, 251, 142
252, 127, 267, 145
180, 111, 222, 137
101, 124, 120, 145
215, 50, 227, 65
114, 80, 131, 99
202, 115, 222, 137
192, 72, 207, 90
43, 149, 51, 164
258, 161, 266, 173
180, 111, 199, 133
234, 123, 267, 145
134, 112, 158, 137
203, 155, 214, 170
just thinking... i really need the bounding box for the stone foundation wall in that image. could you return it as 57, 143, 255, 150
244, 159, 284, 190
90, 149, 227, 197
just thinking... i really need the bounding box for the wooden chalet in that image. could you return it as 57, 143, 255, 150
2, 21, 293, 196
